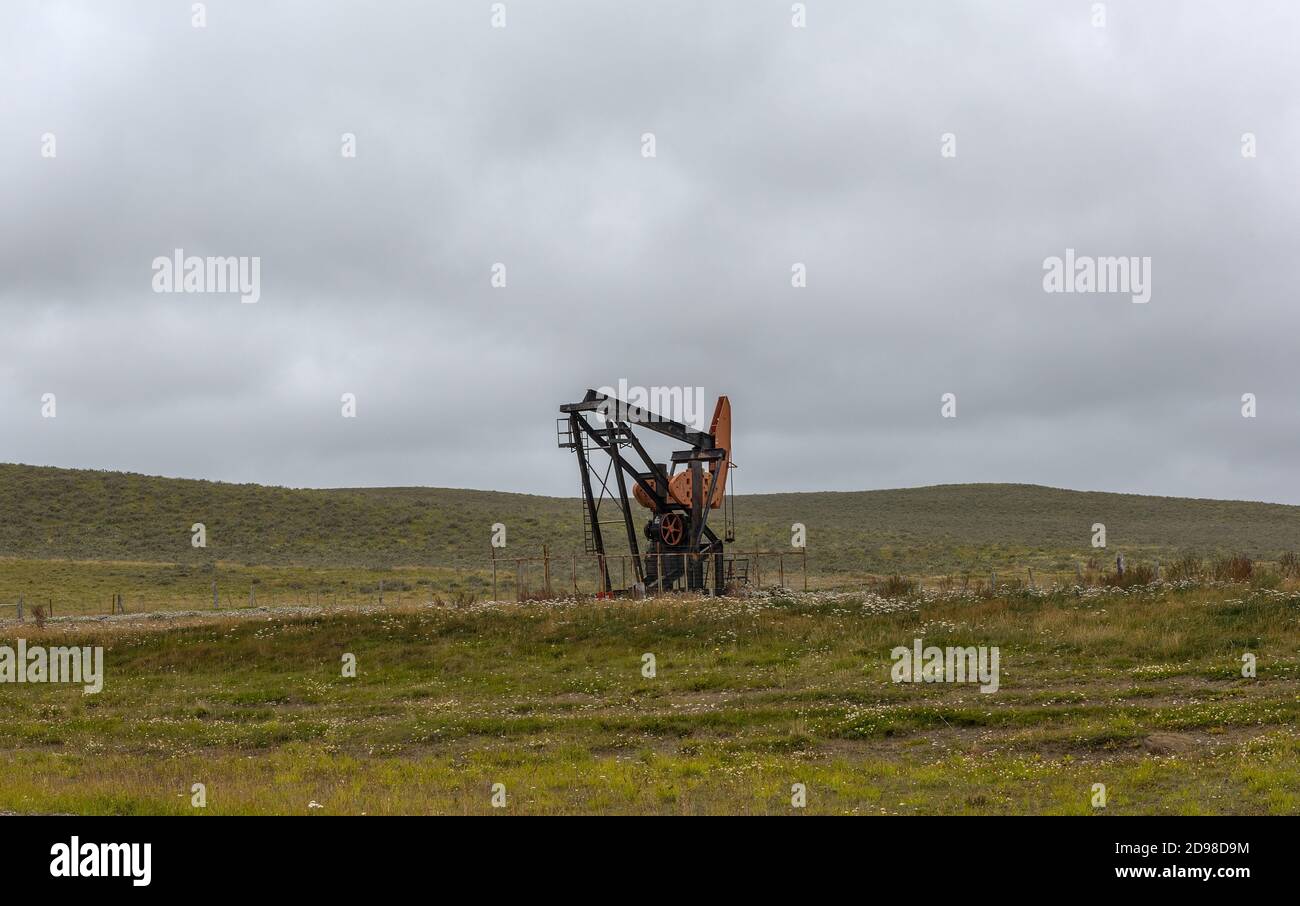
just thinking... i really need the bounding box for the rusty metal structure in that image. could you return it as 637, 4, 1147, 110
558, 388, 736, 595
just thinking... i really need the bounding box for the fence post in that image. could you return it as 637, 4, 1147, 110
572, 555, 577, 596
212, 580, 218, 610
379, 579, 384, 606
1027, 567, 1035, 590
1116, 554, 1125, 579
779, 555, 784, 589
492, 551, 498, 602
249, 587, 255, 608
544, 545, 552, 598
803, 548, 808, 591
16, 597, 23, 622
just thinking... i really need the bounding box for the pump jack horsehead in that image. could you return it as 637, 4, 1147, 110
559, 389, 735, 595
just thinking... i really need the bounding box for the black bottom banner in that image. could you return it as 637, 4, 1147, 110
0, 815, 1283, 893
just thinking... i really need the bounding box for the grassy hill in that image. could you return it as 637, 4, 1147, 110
2, 462, 1300, 577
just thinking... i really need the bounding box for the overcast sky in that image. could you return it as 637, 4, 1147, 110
2, 1, 1299, 501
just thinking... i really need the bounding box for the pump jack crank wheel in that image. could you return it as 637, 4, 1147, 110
660, 513, 685, 546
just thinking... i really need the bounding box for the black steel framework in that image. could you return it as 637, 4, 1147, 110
558, 389, 734, 595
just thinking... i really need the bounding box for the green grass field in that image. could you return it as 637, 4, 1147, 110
1, 462, 1298, 814
0, 583, 1296, 815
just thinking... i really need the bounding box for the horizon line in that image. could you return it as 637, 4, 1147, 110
2, 461, 1297, 509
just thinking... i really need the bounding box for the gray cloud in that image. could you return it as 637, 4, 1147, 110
2, 1, 1298, 501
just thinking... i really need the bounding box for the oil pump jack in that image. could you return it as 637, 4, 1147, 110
558, 389, 735, 595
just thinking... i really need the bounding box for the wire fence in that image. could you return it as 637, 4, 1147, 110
2, 549, 813, 619
488, 548, 810, 600
8, 551, 1229, 620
